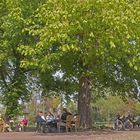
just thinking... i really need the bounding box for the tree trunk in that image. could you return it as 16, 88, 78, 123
78, 75, 92, 129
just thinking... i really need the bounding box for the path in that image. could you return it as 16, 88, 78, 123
1, 130, 140, 140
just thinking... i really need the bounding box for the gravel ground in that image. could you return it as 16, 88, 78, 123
0, 130, 140, 140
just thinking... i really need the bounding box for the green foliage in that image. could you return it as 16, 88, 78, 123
18, 0, 140, 92
133, 102, 140, 115
93, 95, 125, 122
0, 0, 140, 123
0, 0, 34, 117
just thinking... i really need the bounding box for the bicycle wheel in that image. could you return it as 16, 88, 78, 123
113, 120, 123, 130
124, 120, 133, 131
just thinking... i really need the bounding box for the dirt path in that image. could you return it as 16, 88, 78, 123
0, 130, 140, 140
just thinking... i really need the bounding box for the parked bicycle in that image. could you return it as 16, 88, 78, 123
113, 114, 133, 131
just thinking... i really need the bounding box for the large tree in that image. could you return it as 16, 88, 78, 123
1, 0, 140, 127
18, 0, 140, 128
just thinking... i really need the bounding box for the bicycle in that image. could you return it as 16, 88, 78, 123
113, 117, 133, 131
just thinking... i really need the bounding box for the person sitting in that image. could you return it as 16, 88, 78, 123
20, 116, 28, 132
56, 114, 60, 121
61, 108, 72, 123
133, 115, 140, 128
57, 108, 72, 132
46, 111, 57, 131
35, 111, 46, 133
46, 112, 55, 123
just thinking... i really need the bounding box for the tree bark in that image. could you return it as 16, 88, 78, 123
78, 75, 92, 129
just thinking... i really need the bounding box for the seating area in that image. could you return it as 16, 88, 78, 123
58, 115, 80, 132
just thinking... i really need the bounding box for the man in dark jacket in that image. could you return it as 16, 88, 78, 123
35, 111, 46, 133
61, 108, 72, 123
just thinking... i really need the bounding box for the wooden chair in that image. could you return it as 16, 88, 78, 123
0, 118, 6, 132
65, 115, 73, 132
58, 115, 73, 132
71, 115, 80, 132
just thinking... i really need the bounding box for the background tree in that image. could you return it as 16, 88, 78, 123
0, 0, 43, 117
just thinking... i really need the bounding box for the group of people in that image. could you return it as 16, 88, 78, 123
0, 108, 77, 133
35, 108, 72, 133
0, 114, 28, 132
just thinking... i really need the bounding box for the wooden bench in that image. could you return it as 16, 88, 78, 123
71, 115, 80, 132
58, 115, 80, 132
58, 115, 73, 132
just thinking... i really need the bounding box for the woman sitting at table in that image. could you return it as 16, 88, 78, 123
46, 111, 57, 131
46, 111, 55, 123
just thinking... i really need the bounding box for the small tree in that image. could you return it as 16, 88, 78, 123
93, 96, 126, 121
